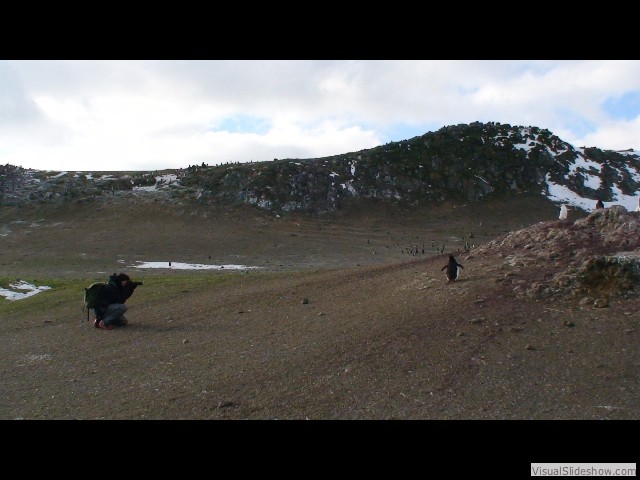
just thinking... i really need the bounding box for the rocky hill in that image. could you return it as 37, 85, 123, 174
2, 121, 639, 214
475, 205, 640, 303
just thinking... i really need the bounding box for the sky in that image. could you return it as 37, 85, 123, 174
1, 60, 640, 172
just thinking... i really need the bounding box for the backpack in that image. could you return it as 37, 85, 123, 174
83, 282, 107, 321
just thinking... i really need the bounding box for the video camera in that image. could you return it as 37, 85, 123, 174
122, 280, 143, 301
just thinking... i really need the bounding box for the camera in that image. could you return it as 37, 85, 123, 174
122, 280, 142, 301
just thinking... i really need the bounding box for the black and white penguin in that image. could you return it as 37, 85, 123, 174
559, 204, 568, 220
441, 254, 464, 284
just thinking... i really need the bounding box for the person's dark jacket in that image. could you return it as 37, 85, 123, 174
95, 274, 136, 319
100, 278, 128, 307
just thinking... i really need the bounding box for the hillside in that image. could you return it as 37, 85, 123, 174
2, 122, 640, 215
1, 194, 638, 424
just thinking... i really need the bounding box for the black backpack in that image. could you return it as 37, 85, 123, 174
83, 282, 107, 321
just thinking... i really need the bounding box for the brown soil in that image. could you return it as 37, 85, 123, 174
1, 195, 638, 426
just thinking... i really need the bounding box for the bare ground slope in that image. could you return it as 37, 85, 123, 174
0, 195, 638, 421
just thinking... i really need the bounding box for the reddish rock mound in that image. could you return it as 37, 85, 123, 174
475, 205, 640, 302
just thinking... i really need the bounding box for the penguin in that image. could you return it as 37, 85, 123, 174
595, 198, 604, 210
441, 254, 464, 284
559, 204, 568, 220
636, 197, 640, 212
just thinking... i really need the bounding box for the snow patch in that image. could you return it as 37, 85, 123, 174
0, 280, 52, 301
133, 174, 180, 192
130, 261, 263, 270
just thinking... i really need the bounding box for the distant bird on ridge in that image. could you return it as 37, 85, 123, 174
559, 204, 568, 220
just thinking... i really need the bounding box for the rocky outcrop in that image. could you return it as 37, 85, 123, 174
477, 205, 640, 301
573, 251, 640, 296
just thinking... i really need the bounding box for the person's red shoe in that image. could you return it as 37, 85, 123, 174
97, 320, 113, 330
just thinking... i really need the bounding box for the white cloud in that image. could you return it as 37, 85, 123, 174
1, 60, 639, 171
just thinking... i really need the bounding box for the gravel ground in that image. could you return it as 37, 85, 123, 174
0, 195, 637, 463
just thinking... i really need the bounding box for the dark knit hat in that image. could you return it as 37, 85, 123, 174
116, 273, 131, 282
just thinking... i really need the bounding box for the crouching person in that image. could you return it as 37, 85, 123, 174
95, 273, 142, 330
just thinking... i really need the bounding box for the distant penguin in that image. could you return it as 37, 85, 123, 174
595, 199, 604, 210
441, 254, 464, 284
637, 197, 640, 212
559, 204, 568, 220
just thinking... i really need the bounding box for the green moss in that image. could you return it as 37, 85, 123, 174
0, 274, 238, 318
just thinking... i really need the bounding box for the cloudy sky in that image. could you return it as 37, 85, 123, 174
1, 60, 639, 172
